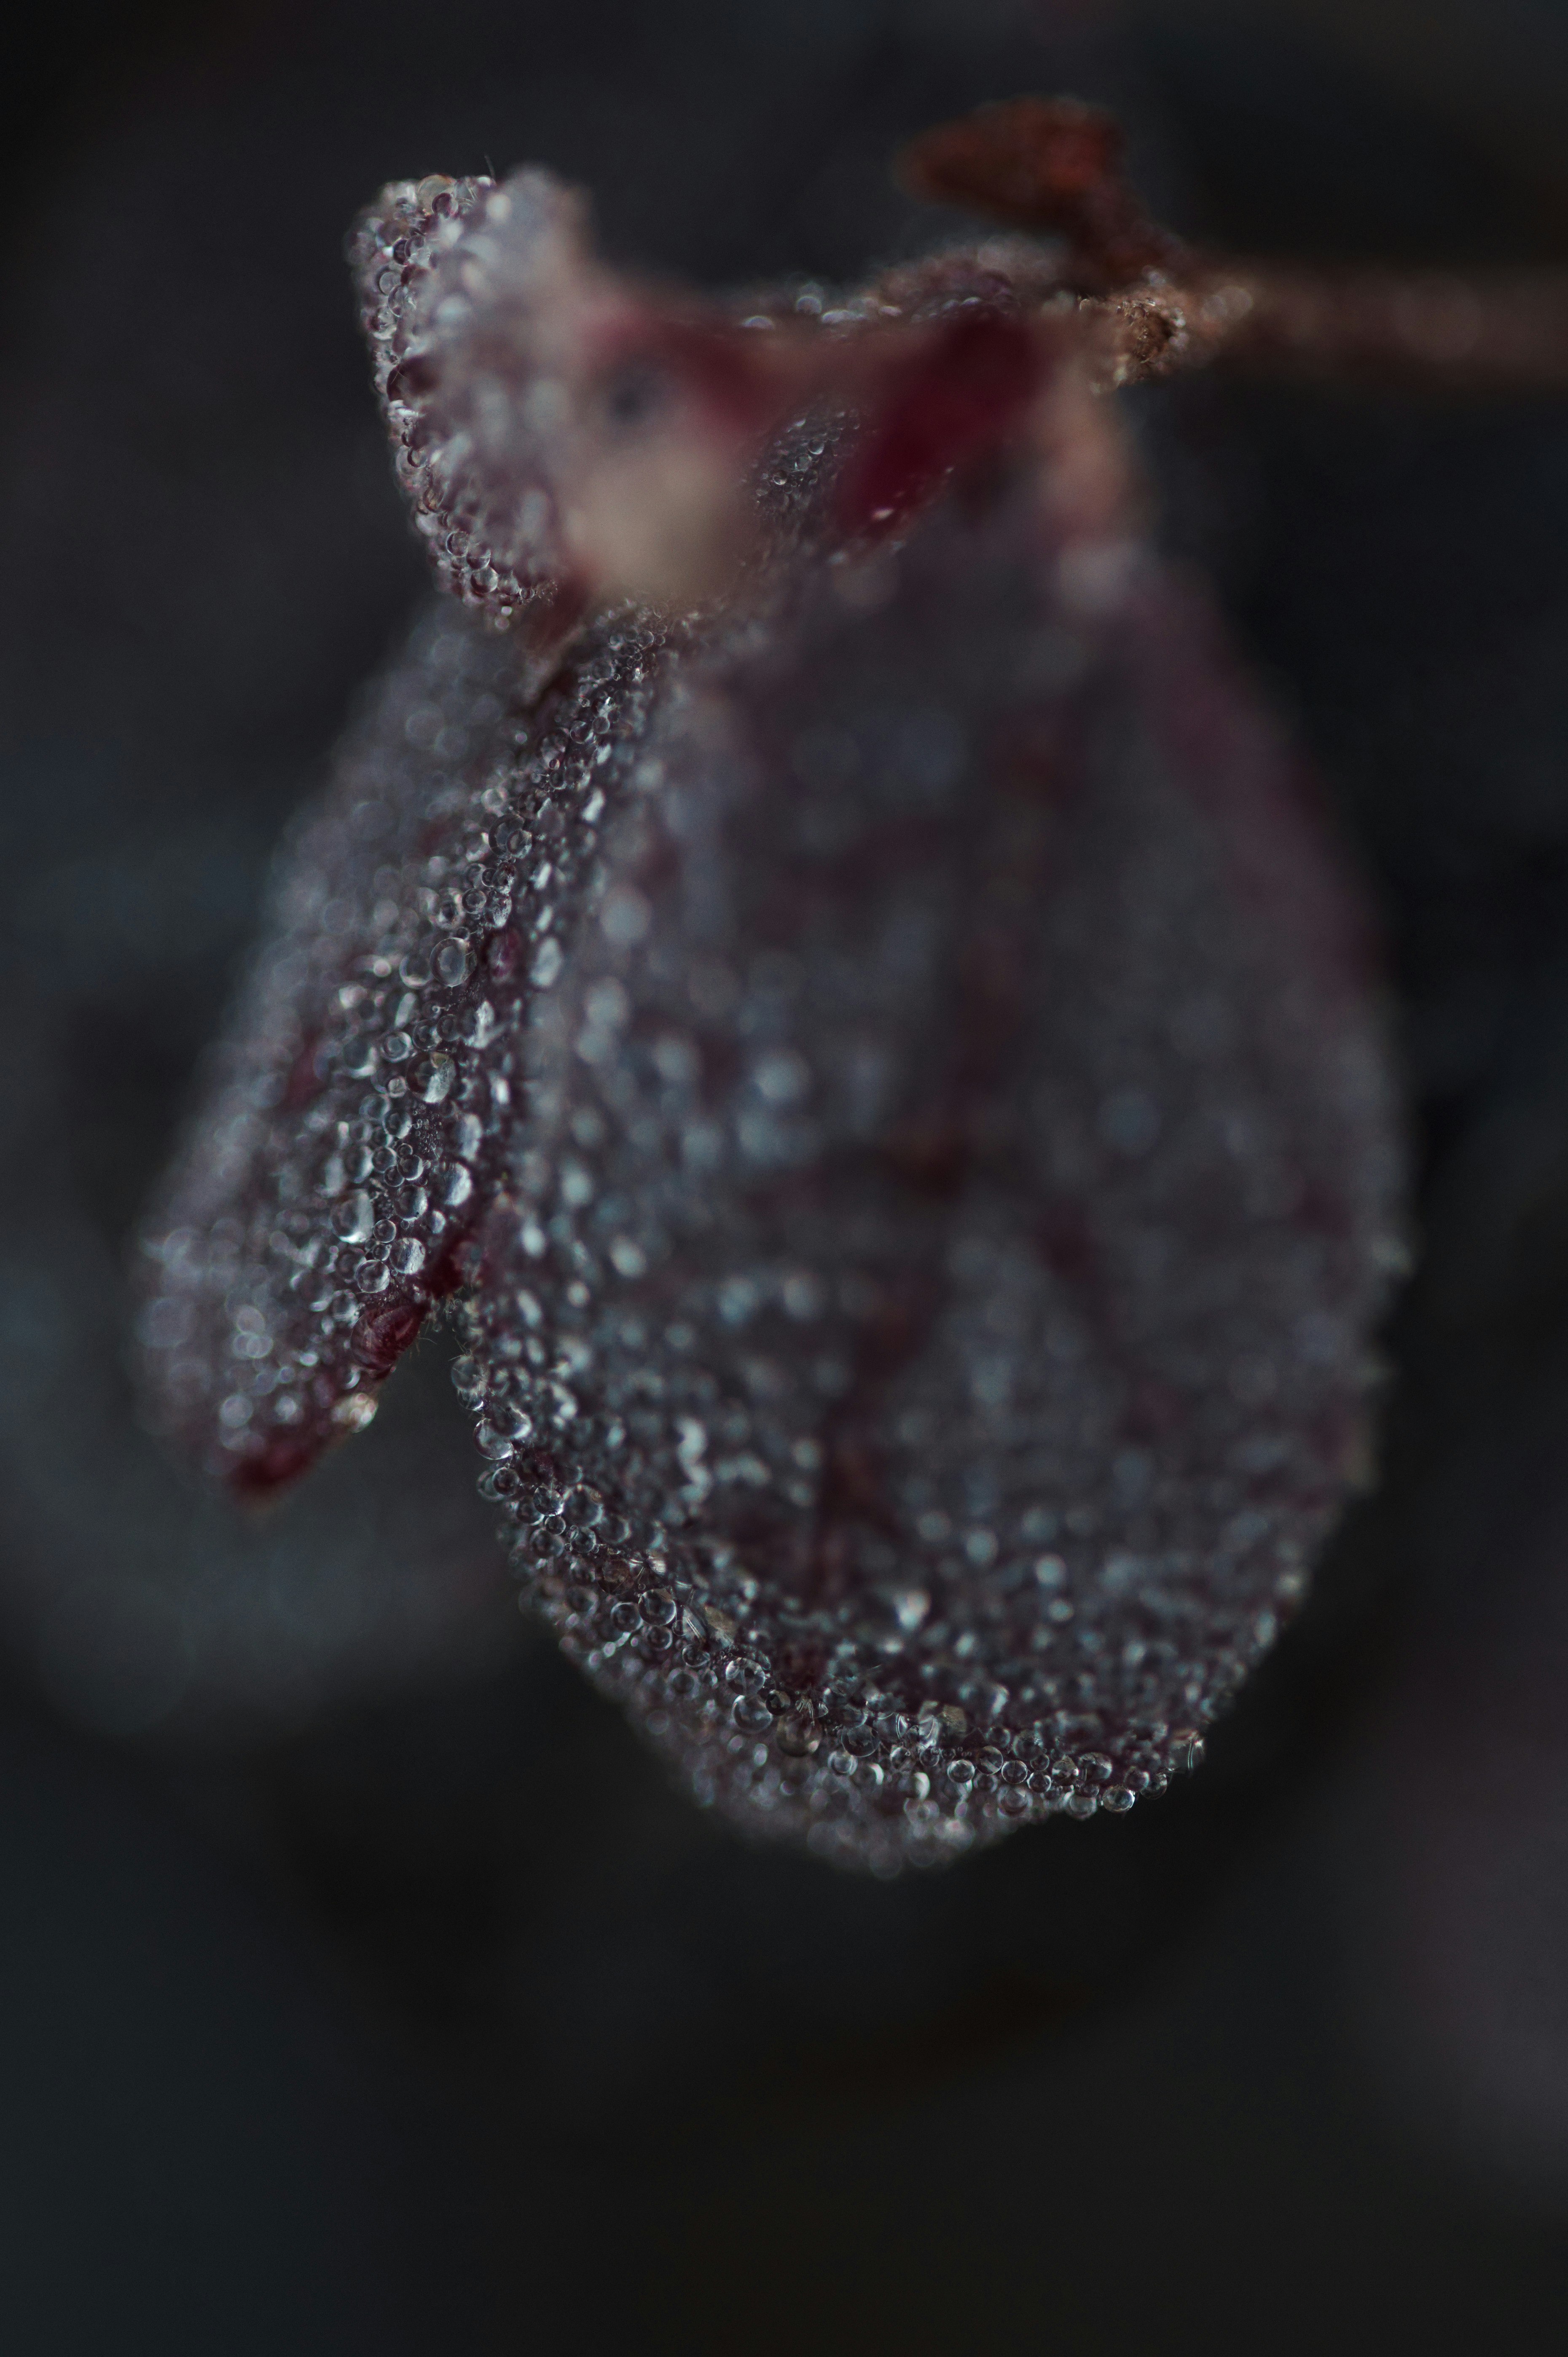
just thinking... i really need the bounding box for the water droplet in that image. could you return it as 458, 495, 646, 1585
332, 1192, 373, 1244
332, 1391, 379, 1434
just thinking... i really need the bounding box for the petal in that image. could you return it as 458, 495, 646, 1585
137, 597, 679, 1490
452, 461, 1405, 1870
349, 168, 588, 638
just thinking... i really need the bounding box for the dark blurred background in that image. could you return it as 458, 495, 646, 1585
6, 1, 1568, 2348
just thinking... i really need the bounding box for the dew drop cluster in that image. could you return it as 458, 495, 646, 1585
138, 162, 1405, 1869
453, 485, 1402, 1870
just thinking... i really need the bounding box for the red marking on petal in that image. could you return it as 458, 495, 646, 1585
281, 1031, 324, 1110
486, 926, 524, 980
424, 1230, 478, 1300
228, 1434, 320, 1498
385, 352, 441, 403
350, 1299, 426, 1376
834, 313, 1043, 540
514, 578, 589, 678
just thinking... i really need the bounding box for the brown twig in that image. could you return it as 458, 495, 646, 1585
1083, 266, 1568, 395
905, 98, 1568, 401
898, 96, 1190, 291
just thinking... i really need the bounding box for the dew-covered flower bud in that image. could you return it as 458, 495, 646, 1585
138, 100, 1406, 1870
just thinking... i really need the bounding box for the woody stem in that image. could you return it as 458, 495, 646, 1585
1082, 263, 1568, 397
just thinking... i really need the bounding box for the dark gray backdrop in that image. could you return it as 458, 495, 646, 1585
6, 3, 1568, 2349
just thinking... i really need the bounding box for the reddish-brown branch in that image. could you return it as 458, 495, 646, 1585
905, 100, 1568, 402
1082, 266, 1568, 395
898, 96, 1189, 291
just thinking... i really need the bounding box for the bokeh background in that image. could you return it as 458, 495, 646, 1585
7, 1, 1568, 2348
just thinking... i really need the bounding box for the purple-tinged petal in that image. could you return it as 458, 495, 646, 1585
453, 460, 1404, 1869
140, 137, 1405, 1868
139, 226, 1074, 1500
138, 599, 682, 1491
350, 169, 582, 641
